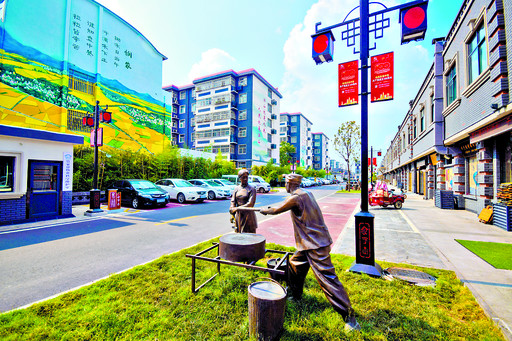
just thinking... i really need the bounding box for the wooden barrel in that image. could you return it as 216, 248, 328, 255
219, 233, 266, 262
248, 280, 287, 340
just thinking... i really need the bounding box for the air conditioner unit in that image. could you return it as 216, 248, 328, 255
271, 144, 276, 149
271, 99, 277, 105
271, 129, 277, 134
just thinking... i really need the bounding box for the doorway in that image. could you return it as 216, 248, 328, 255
28, 161, 61, 219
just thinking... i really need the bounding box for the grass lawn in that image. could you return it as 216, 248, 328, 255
456, 239, 512, 270
0, 240, 504, 340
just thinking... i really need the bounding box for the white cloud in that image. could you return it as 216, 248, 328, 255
280, 0, 432, 156
187, 48, 237, 83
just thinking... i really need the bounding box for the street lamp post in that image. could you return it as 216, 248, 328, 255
312, 0, 429, 277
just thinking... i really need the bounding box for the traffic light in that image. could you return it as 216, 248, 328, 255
311, 30, 335, 65
82, 115, 94, 127
101, 111, 112, 123
399, 2, 428, 45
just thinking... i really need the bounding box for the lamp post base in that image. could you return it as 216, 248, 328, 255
84, 208, 105, 217
349, 261, 382, 277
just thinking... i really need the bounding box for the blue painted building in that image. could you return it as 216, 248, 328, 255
312, 132, 330, 171
280, 112, 313, 168
165, 69, 282, 168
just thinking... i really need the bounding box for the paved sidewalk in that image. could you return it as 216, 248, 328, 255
333, 191, 512, 340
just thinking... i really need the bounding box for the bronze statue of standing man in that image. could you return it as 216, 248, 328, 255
260, 173, 360, 331
229, 169, 258, 233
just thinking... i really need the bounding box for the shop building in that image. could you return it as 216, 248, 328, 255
382, 0, 511, 215
279, 112, 313, 168
0, 125, 83, 225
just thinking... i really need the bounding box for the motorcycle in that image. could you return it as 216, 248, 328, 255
369, 188, 406, 209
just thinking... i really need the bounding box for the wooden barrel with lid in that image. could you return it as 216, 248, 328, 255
219, 233, 266, 262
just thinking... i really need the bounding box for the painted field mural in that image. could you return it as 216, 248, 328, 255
0, 0, 174, 154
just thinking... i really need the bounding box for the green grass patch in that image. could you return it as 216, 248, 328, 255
0, 240, 504, 340
456, 239, 512, 270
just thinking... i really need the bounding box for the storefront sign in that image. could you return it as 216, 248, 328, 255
62, 152, 73, 191
470, 114, 512, 144
370, 52, 394, 102
338, 60, 359, 107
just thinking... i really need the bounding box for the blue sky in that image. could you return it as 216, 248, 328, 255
95, 0, 463, 163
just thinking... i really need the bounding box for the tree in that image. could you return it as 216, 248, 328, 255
279, 141, 296, 165
333, 121, 360, 191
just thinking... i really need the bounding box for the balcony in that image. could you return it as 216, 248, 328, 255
172, 127, 178, 134
230, 135, 238, 144
172, 113, 179, 119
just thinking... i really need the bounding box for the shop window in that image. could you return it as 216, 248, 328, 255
0, 156, 14, 192
466, 155, 478, 196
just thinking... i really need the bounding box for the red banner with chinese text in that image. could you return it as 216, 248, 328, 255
338, 60, 359, 107
371, 52, 394, 102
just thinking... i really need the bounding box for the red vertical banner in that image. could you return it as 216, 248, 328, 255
371, 52, 394, 102
338, 60, 359, 107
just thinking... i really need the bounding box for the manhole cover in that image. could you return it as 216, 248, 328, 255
384, 267, 437, 286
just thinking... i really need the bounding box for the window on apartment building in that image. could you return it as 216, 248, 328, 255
315, 156, 320, 162
413, 118, 417, 139
268, 88, 272, 99
291, 126, 297, 133
239, 110, 247, 120
267, 119, 272, 127
280, 116, 287, 122
180, 91, 186, 100
402, 133, 406, 151
430, 93, 434, 123
291, 116, 297, 123
239, 93, 247, 104
468, 24, 488, 84
238, 161, 247, 168
314, 149, 320, 154
446, 64, 457, 105
179, 135, 184, 143
179, 119, 185, 128
268, 103, 272, 113
180, 105, 186, 114
420, 107, 425, 132
239, 127, 247, 138
191, 117, 195, 127
191, 103, 196, 112
280, 127, 287, 133
280, 137, 286, 143
291, 136, 297, 143
239, 77, 247, 86
267, 133, 272, 142
238, 144, 247, 154
192, 89, 196, 98
172, 106, 177, 114
315, 135, 320, 140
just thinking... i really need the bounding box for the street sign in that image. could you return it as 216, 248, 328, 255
371, 52, 394, 102
338, 60, 359, 107
108, 190, 121, 210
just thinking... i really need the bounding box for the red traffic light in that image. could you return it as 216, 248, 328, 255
82, 116, 94, 127
311, 30, 335, 65
399, 2, 428, 44
101, 111, 112, 123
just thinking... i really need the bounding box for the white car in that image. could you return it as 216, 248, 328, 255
155, 178, 207, 204
189, 179, 232, 200
209, 179, 236, 195
248, 175, 271, 193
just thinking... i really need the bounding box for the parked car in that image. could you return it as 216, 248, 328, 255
155, 178, 207, 204
209, 178, 236, 195
301, 178, 314, 187
111, 179, 169, 209
221, 174, 271, 193
248, 175, 271, 193
188, 179, 232, 200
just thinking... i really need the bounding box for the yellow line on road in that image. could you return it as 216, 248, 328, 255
156, 216, 198, 225
398, 209, 420, 233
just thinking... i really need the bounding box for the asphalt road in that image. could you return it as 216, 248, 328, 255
0, 185, 341, 312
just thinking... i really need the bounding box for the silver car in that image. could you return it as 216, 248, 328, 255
189, 179, 232, 200
155, 178, 207, 204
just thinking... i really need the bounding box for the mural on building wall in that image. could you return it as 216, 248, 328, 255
251, 78, 272, 163
468, 156, 479, 195
0, 0, 173, 154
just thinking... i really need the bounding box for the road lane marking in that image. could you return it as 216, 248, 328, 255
398, 209, 420, 233
155, 216, 198, 225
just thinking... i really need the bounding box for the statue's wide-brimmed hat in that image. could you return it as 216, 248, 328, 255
284, 173, 303, 184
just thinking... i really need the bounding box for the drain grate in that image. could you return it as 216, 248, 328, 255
384, 267, 437, 286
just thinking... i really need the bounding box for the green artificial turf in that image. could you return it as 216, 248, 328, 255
456, 239, 512, 270
0, 240, 504, 340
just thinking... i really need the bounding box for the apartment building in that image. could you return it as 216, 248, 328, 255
280, 112, 313, 168
382, 0, 511, 215
312, 132, 330, 171
165, 69, 282, 168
